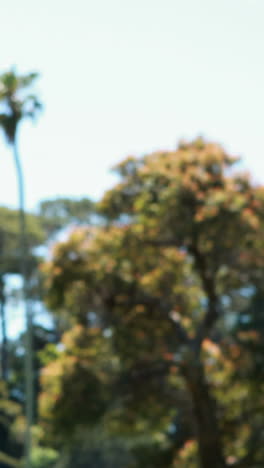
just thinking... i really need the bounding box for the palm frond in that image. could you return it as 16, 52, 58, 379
0, 69, 42, 140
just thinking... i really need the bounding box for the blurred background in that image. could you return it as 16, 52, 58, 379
0, 1, 264, 467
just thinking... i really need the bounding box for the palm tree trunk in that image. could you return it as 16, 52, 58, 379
0, 275, 8, 380
13, 137, 33, 468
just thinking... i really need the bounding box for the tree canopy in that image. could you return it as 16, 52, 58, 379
40, 139, 264, 468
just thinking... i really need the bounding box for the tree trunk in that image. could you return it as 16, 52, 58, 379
183, 360, 226, 468
13, 137, 33, 468
0, 275, 8, 380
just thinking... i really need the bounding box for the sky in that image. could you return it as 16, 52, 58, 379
0, 0, 264, 212
0, 0, 263, 337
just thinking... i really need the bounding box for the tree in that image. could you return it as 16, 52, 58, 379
0, 206, 45, 382
38, 197, 95, 238
41, 139, 264, 467
0, 379, 24, 468
0, 68, 42, 466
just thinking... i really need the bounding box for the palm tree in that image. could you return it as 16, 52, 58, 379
0, 68, 42, 467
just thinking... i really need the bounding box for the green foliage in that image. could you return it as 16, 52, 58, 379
54, 428, 135, 468
0, 206, 45, 275
30, 447, 58, 468
29, 427, 58, 468
0, 379, 24, 465
38, 197, 94, 237
0, 68, 41, 144
39, 139, 264, 467
39, 325, 117, 441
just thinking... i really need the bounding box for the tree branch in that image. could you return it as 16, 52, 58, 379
136, 293, 190, 345
189, 244, 221, 349
144, 238, 221, 348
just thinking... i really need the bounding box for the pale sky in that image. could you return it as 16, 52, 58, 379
0, 0, 263, 212
0, 0, 264, 336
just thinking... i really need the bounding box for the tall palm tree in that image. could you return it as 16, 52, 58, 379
0, 68, 42, 467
